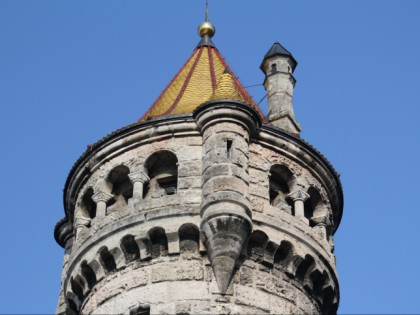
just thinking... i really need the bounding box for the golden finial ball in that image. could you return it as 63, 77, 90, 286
198, 21, 215, 37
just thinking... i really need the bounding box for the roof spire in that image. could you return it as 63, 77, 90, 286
198, 0, 215, 38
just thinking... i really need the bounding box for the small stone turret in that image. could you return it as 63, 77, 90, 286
195, 71, 261, 293
261, 42, 301, 134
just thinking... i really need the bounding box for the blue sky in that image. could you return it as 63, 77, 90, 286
0, 1, 419, 313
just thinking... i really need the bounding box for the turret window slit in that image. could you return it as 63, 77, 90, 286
226, 139, 233, 159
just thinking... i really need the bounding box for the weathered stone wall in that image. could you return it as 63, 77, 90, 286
56, 108, 342, 314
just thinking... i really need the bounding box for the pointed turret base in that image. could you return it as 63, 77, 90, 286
201, 215, 251, 294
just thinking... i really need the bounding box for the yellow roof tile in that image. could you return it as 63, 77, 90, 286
138, 42, 263, 121
211, 71, 242, 101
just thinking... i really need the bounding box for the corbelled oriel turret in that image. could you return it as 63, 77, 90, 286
261, 42, 301, 134
54, 10, 343, 315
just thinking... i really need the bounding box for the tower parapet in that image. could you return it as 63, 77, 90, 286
54, 15, 343, 315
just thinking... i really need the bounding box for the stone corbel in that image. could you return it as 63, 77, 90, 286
92, 191, 114, 217
287, 188, 310, 225
128, 170, 150, 200
166, 231, 180, 255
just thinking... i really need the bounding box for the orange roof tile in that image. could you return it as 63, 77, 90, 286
138, 40, 264, 121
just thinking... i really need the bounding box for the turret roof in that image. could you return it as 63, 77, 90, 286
138, 35, 263, 121
260, 42, 297, 71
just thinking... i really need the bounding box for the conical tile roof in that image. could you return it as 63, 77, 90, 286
260, 41, 297, 72
138, 36, 263, 121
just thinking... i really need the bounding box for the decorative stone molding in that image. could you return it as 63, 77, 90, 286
287, 189, 310, 202
288, 189, 310, 225
92, 191, 114, 203
128, 170, 150, 204
128, 170, 150, 184
92, 191, 113, 217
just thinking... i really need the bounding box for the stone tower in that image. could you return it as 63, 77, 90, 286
54, 15, 343, 315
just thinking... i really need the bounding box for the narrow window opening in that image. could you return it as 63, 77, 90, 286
271, 63, 278, 74
106, 165, 133, 213
269, 165, 294, 213
144, 151, 178, 198
226, 140, 233, 159
81, 188, 96, 219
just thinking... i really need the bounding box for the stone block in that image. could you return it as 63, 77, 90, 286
250, 195, 265, 213
254, 272, 295, 302
177, 147, 202, 161
239, 266, 254, 286
249, 167, 268, 184
178, 177, 202, 190
151, 261, 203, 283
182, 191, 202, 204
191, 303, 218, 315
178, 161, 202, 177
203, 176, 246, 196
187, 137, 202, 146
203, 164, 230, 183
175, 303, 191, 315
234, 285, 270, 311
83, 267, 149, 312
212, 122, 248, 138
204, 265, 213, 282
270, 296, 295, 315
231, 165, 249, 182
168, 281, 209, 301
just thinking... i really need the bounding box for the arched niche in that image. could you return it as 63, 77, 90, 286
247, 230, 269, 262
148, 227, 168, 258
98, 247, 117, 273
120, 234, 140, 263
106, 165, 133, 210
70, 276, 85, 302
269, 164, 295, 211
144, 150, 178, 198
81, 261, 97, 290
304, 187, 327, 225
273, 240, 294, 267
295, 254, 315, 281
80, 188, 96, 219
178, 223, 199, 254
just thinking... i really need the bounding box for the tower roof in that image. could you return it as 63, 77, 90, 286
138, 35, 263, 121
260, 42, 297, 71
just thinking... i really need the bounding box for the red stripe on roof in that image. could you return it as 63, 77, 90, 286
138, 48, 200, 122
160, 46, 205, 117
208, 47, 217, 90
